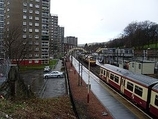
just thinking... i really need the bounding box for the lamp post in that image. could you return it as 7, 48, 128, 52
87, 58, 90, 103
147, 48, 150, 60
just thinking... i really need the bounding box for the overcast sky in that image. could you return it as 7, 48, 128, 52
50, 0, 158, 44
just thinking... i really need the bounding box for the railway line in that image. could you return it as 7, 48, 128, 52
76, 56, 154, 119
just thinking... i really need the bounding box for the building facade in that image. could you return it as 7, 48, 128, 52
64, 36, 78, 53
49, 15, 65, 58
49, 15, 58, 58
0, 0, 4, 58
58, 26, 64, 56
4, 0, 50, 65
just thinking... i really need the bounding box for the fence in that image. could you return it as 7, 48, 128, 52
0, 58, 11, 84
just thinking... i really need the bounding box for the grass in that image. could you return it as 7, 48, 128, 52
0, 96, 76, 119
134, 43, 158, 49
19, 59, 58, 71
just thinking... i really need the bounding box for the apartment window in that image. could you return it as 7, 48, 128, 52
23, 9, 27, 13
35, 35, 39, 39
29, 16, 33, 20
35, 41, 39, 45
29, 35, 32, 38
23, 28, 26, 32
23, 22, 26, 25
35, 17, 39, 20
35, 47, 39, 51
29, 29, 32, 32
23, 3, 27, 6
35, 4, 39, 8
29, 3, 33, 7
35, 23, 39, 26
34, 60, 39, 63
29, 22, 32, 26
7, 1, 10, 5
35, 29, 39, 32
23, 15, 27, 19
23, 42, 26, 45
29, 59, 32, 62
35, 10, 39, 14
29, 10, 33, 13
23, 35, 27, 38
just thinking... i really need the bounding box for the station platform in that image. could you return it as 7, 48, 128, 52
67, 56, 150, 119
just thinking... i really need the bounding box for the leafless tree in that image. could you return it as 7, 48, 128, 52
1, 25, 32, 99
3, 25, 30, 68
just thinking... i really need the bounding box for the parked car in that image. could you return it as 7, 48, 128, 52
44, 71, 64, 78
44, 66, 50, 72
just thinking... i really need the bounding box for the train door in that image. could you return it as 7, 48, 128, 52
120, 77, 125, 94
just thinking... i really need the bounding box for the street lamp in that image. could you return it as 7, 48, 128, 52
147, 48, 150, 60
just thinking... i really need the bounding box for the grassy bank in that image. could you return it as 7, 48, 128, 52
0, 96, 76, 118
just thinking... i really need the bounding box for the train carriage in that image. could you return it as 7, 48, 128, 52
99, 64, 158, 114
79, 54, 96, 66
150, 84, 158, 118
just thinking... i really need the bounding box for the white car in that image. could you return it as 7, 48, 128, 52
44, 66, 50, 72
44, 71, 64, 78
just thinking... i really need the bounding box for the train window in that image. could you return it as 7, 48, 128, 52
134, 85, 143, 97
132, 63, 134, 68
138, 64, 141, 69
110, 74, 114, 80
155, 95, 158, 106
127, 82, 133, 91
104, 70, 106, 76
115, 76, 119, 83
100, 68, 103, 74
123, 80, 125, 86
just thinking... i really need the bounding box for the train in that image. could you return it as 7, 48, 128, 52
98, 64, 158, 118
78, 53, 96, 66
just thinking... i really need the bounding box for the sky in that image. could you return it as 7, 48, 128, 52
50, 0, 158, 44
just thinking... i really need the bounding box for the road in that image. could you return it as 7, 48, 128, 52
21, 60, 66, 98
40, 77, 66, 98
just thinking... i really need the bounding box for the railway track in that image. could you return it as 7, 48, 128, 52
76, 56, 153, 119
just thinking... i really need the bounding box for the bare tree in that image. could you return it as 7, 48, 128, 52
1, 25, 32, 99
3, 25, 30, 68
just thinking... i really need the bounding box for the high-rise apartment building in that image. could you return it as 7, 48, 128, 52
65, 36, 78, 46
4, 0, 50, 64
58, 26, 64, 55
49, 15, 58, 58
64, 36, 78, 53
49, 15, 65, 58
0, 0, 4, 58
